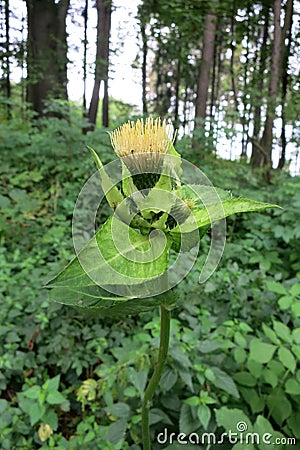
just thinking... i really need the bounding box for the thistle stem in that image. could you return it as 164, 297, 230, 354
142, 305, 171, 450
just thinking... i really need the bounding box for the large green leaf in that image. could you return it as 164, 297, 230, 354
178, 184, 232, 204
48, 216, 170, 286
46, 216, 173, 315
48, 286, 177, 318
171, 198, 279, 234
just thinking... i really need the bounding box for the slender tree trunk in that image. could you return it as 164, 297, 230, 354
154, 46, 161, 114
153, 44, 171, 117
209, 31, 217, 122
278, 0, 293, 169
279, 99, 287, 170
20, 11, 26, 110
4, 0, 11, 118
251, 5, 269, 166
141, 22, 148, 115
174, 56, 181, 132
83, 0, 88, 113
182, 81, 189, 131
229, 2, 238, 115
5, 0, 11, 97
193, 0, 219, 150
26, 0, 69, 116
82, 0, 89, 133
194, 1, 219, 123
209, 16, 219, 137
102, 78, 109, 127
258, 0, 282, 170
88, 0, 112, 128
241, 2, 251, 157
210, 17, 223, 145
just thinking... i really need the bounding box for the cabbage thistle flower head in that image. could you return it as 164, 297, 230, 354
110, 117, 175, 158
110, 117, 176, 190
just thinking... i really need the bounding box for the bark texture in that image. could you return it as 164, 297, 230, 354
254, 0, 282, 169
278, 0, 293, 169
141, 22, 148, 115
83, 0, 88, 112
88, 0, 111, 128
194, 2, 219, 123
251, 5, 269, 166
26, 0, 69, 116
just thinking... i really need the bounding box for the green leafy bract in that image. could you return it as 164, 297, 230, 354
46, 216, 172, 315
171, 198, 279, 234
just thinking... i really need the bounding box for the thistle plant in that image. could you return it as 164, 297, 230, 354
46, 118, 277, 449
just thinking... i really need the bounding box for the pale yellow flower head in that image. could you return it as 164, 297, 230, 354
110, 117, 175, 158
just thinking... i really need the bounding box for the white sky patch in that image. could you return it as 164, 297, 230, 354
67, 0, 142, 108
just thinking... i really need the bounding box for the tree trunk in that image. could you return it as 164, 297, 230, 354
209, 15, 220, 138
213, 19, 223, 144
256, 0, 282, 170
251, 5, 269, 167
4, 0, 11, 118
241, 2, 251, 157
229, 2, 238, 115
193, 0, 219, 151
194, 1, 219, 125
83, 0, 88, 113
26, 0, 69, 116
141, 22, 148, 115
174, 56, 181, 132
102, 78, 109, 127
278, 0, 293, 169
182, 81, 189, 131
88, 0, 112, 128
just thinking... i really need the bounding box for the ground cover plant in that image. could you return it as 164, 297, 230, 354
0, 110, 299, 450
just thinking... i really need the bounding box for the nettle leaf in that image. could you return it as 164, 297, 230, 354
29, 402, 46, 426
46, 391, 66, 405
102, 418, 127, 445
171, 198, 279, 234
215, 407, 252, 433
106, 402, 131, 419
249, 339, 277, 364
23, 385, 41, 399
266, 389, 292, 426
197, 404, 211, 430
179, 403, 200, 435
210, 367, 239, 398
44, 375, 60, 392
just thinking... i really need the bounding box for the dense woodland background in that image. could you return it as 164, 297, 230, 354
1, 0, 300, 172
0, 0, 300, 449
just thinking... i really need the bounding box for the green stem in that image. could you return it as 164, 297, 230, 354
142, 305, 171, 450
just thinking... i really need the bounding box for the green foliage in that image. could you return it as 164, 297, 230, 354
17, 375, 68, 427
0, 111, 299, 448
47, 133, 276, 317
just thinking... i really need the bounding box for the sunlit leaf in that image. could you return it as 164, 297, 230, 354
171, 198, 279, 233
